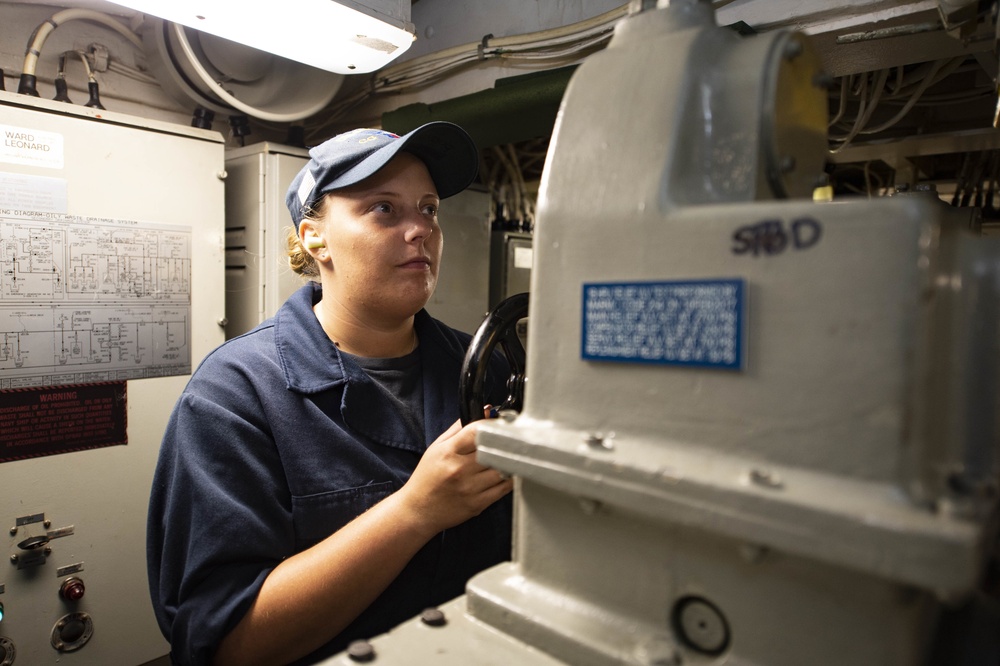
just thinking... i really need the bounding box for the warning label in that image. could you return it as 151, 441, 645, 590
0, 382, 127, 462
582, 279, 745, 369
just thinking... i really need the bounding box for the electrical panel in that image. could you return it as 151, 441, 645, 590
489, 230, 532, 308
223, 142, 310, 339
0, 91, 225, 665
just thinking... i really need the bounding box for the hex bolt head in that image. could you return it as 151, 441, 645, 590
583, 432, 614, 450
739, 543, 768, 563
783, 39, 803, 60
812, 71, 835, 89
748, 468, 784, 490
347, 640, 376, 662
420, 607, 447, 627
634, 637, 683, 665
578, 498, 602, 515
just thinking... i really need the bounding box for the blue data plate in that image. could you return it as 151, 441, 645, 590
581, 279, 745, 370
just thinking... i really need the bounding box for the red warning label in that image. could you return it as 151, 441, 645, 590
0, 382, 127, 463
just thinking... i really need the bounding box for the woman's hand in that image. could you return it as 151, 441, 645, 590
398, 417, 513, 538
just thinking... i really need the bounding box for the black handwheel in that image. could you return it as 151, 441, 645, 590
459, 292, 530, 425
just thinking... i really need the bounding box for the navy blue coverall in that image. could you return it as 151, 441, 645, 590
147, 282, 511, 665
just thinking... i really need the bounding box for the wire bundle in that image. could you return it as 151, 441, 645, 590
314, 4, 629, 131
17, 8, 143, 98
952, 150, 1000, 213
828, 57, 982, 153
482, 139, 548, 229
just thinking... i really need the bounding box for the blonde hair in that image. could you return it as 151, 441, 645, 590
286, 196, 329, 279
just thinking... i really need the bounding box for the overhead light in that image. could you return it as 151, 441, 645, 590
107, 0, 415, 74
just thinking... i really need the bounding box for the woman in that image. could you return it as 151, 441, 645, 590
147, 122, 514, 666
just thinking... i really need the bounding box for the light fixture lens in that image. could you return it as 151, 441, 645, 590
108, 0, 414, 74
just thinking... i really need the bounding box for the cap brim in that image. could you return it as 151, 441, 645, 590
325, 121, 478, 199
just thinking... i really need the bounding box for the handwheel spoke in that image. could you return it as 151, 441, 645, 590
499, 325, 526, 374
458, 293, 530, 424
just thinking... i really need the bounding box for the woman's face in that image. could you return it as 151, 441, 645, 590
312, 152, 443, 324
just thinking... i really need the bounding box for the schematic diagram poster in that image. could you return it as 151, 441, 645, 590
0, 211, 192, 388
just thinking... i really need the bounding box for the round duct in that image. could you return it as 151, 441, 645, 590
143, 17, 343, 123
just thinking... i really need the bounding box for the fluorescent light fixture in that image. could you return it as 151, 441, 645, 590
108, 0, 415, 74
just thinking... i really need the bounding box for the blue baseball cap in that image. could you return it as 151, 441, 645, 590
286, 121, 478, 229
